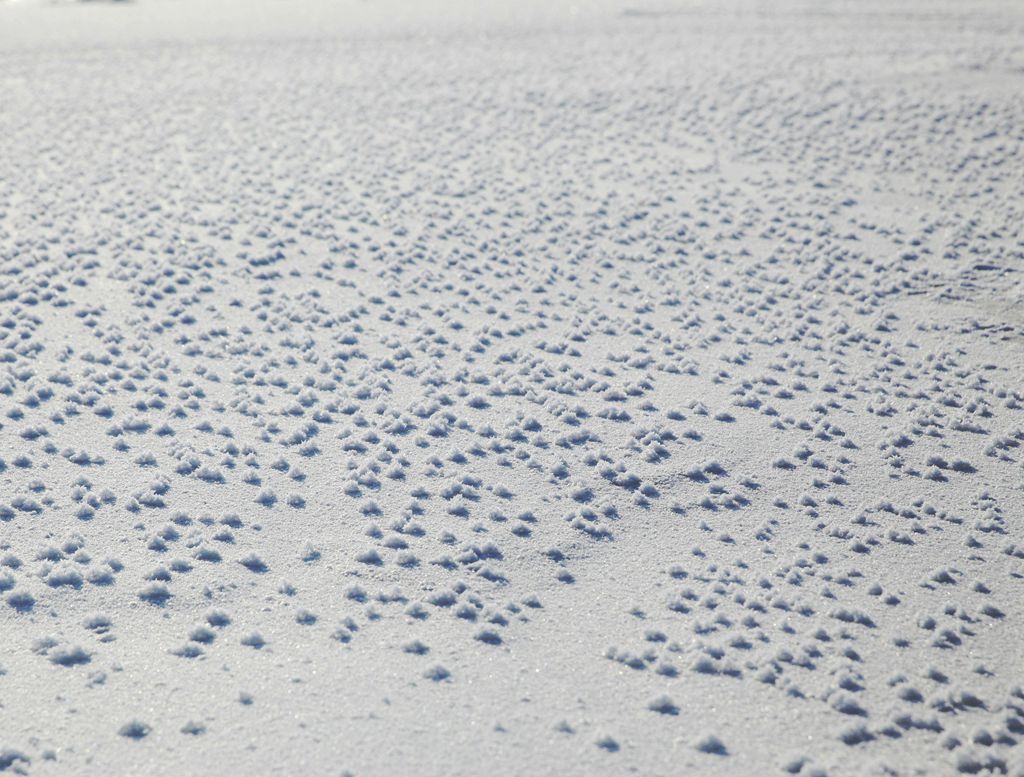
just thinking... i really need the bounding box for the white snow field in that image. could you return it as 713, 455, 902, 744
2, 0, 1024, 774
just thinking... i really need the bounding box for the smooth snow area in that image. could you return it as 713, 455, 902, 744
1, 1, 1024, 775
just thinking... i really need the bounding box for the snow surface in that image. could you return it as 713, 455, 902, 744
2, 0, 1024, 775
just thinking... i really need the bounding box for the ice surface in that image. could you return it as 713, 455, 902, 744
1, 0, 1024, 775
